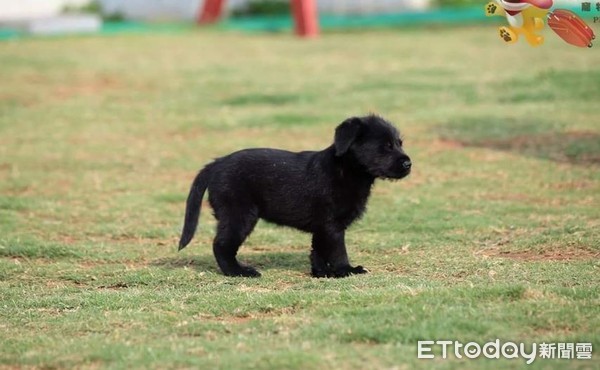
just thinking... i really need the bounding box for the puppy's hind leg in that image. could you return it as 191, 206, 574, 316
213, 207, 260, 277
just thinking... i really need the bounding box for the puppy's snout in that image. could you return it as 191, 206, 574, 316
402, 160, 412, 170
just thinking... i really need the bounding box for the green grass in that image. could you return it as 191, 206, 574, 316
0, 26, 599, 369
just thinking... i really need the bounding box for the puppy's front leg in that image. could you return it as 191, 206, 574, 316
311, 229, 367, 278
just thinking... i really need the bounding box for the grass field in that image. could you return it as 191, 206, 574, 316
0, 26, 599, 369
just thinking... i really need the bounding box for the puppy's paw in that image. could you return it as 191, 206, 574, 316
351, 265, 369, 274
241, 265, 262, 277
224, 265, 262, 278
311, 267, 330, 278
330, 265, 369, 278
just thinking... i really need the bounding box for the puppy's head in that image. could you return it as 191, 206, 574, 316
334, 115, 411, 179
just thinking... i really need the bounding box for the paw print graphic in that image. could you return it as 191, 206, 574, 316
485, 0, 553, 46
498, 26, 518, 43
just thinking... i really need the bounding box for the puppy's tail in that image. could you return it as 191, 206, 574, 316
178, 165, 212, 251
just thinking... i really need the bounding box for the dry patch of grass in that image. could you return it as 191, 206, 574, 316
486, 248, 599, 261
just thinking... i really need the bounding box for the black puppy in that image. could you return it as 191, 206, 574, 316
178, 115, 411, 278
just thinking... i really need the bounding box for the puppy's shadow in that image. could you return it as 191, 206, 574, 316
153, 251, 309, 274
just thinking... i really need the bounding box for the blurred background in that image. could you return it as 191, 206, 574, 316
0, 0, 592, 37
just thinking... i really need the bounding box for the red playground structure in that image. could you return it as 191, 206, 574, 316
197, 0, 319, 37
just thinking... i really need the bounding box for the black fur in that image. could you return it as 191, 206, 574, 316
179, 115, 411, 278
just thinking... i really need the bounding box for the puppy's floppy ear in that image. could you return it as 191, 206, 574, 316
334, 117, 362, 156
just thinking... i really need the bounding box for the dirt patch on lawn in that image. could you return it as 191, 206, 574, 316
444, 130, 600, 166
547, 180, 596, 190
485, 248, 599, 261
191, 305, 301, 325
421, 138, 465, 155
479, 131, 599, 165
52, 75, 121, 100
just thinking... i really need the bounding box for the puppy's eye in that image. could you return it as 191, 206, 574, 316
385, 142, 394, 150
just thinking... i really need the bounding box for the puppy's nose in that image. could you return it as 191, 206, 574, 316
402, 160, 412, 169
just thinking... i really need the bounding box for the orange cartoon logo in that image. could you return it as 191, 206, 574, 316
485, 0, 554, 46
485, 0, 596, 47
